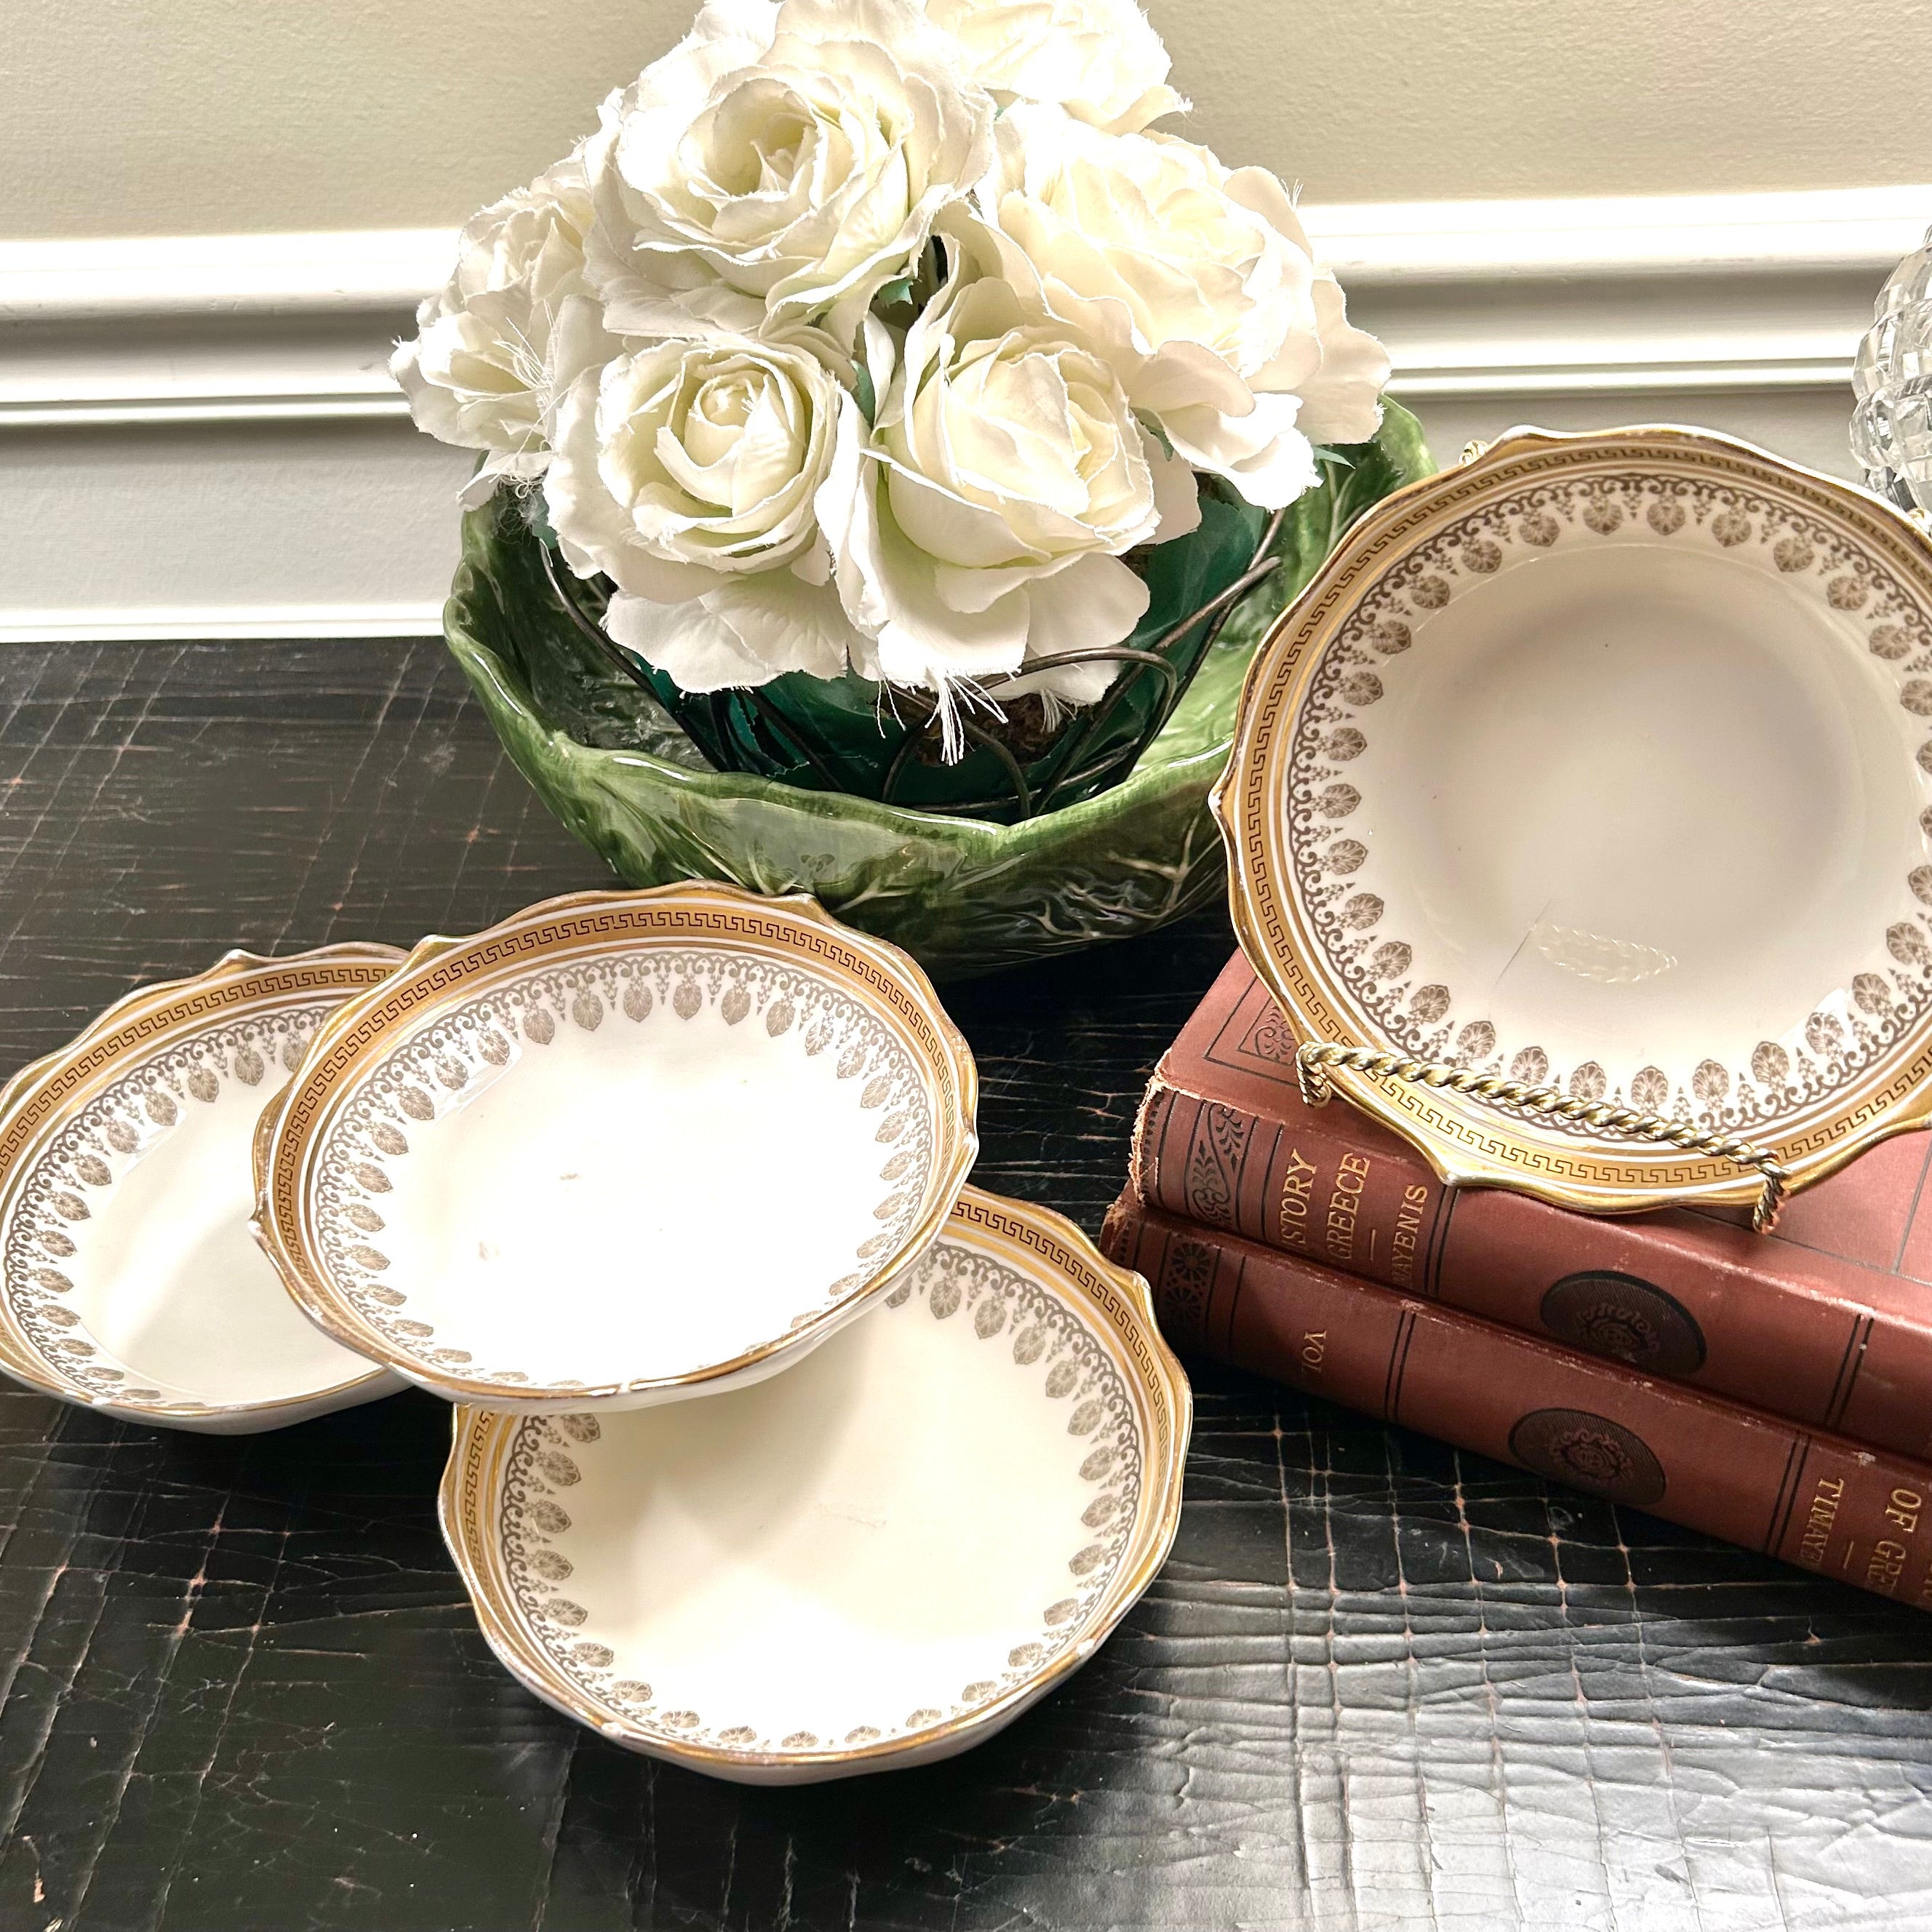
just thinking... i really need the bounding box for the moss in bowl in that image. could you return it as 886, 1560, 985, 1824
444, 402, 1434, 980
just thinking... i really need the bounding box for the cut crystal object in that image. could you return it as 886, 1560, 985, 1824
1853, 225, 1932, 516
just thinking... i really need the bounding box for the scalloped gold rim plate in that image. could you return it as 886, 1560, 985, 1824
1213, 426, 1932, 1216
256, 885, 979, 1410
0, 946, 406, 1431
438, 1187, 1191, 1784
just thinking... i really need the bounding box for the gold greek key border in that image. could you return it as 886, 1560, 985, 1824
1212, 426, 1932, 1214
259, 885, 981, 1405
0, 949, 400, 1179
950, 1189, 1184, 1479
436, 1184, 1191, 1777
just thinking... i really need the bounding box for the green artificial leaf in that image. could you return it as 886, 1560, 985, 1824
853, 361, 878, 425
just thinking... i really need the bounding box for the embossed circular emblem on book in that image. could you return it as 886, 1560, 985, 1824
1538, 1271, 1707, 1376
1507, 1407, 1668, 1508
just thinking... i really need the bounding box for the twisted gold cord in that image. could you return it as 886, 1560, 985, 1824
1296, 1042, 1790, 1233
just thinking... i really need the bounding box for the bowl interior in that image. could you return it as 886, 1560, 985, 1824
308, 938, 949, 1395
7, 999, 376, 1411
1289, 465, 1932, 1134
476, 1218, 1150, 1761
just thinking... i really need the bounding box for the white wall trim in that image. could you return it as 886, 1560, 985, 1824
2, 184, 1920, 642
6, 185, 1921, 314
0, 604, 447, 645
1, 396, 413, 430
1299, 185, 1931, 284
0, 228, 456, 321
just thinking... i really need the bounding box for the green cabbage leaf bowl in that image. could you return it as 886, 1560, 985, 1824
444, 402, 1433, 979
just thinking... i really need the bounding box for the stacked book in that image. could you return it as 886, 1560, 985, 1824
1103, 954, 1932, 1610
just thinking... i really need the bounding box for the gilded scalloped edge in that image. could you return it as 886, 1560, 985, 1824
0, 942, 406, 1421
255, 882, 981, 1408
1210, 423, 1932, 1217
436, 1182, 1191, 1779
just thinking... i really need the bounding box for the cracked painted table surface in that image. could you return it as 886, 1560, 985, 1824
0, 640, 1930, 1932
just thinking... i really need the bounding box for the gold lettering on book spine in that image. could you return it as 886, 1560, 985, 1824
1277, 1148, 1316, 1254
1797, 1474, 1845, 1568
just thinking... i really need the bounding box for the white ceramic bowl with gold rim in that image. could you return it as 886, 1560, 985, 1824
1214, 425, 1932, 1216
0, 946, 406, 1432
257, 885, 978, 1412
438, 1186, 1189, 1784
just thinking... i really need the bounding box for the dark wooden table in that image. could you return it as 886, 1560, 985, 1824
1, 640, 1930, 1932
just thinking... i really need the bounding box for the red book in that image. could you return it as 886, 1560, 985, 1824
1104, 1190, 1932, 1611
1133, 954, 1932, 1464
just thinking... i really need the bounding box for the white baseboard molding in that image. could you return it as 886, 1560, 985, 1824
2, 183, 1923, 643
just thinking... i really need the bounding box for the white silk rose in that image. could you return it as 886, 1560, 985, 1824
821, 221, 1199, 732
544, 328, 865, 690
586, 0, 994, 343
391, 146, 618, 507
978, 106, 1389, 508
402, 0, 1398, 759
922, 0, 1185, 135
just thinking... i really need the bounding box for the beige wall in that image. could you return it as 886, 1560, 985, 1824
5, 0, 1928, 238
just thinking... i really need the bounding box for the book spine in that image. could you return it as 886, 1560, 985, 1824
1136, 1077, 1445, 1288
1102, 1193, 1932, 1611
1133, 1074, 1932, 1462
